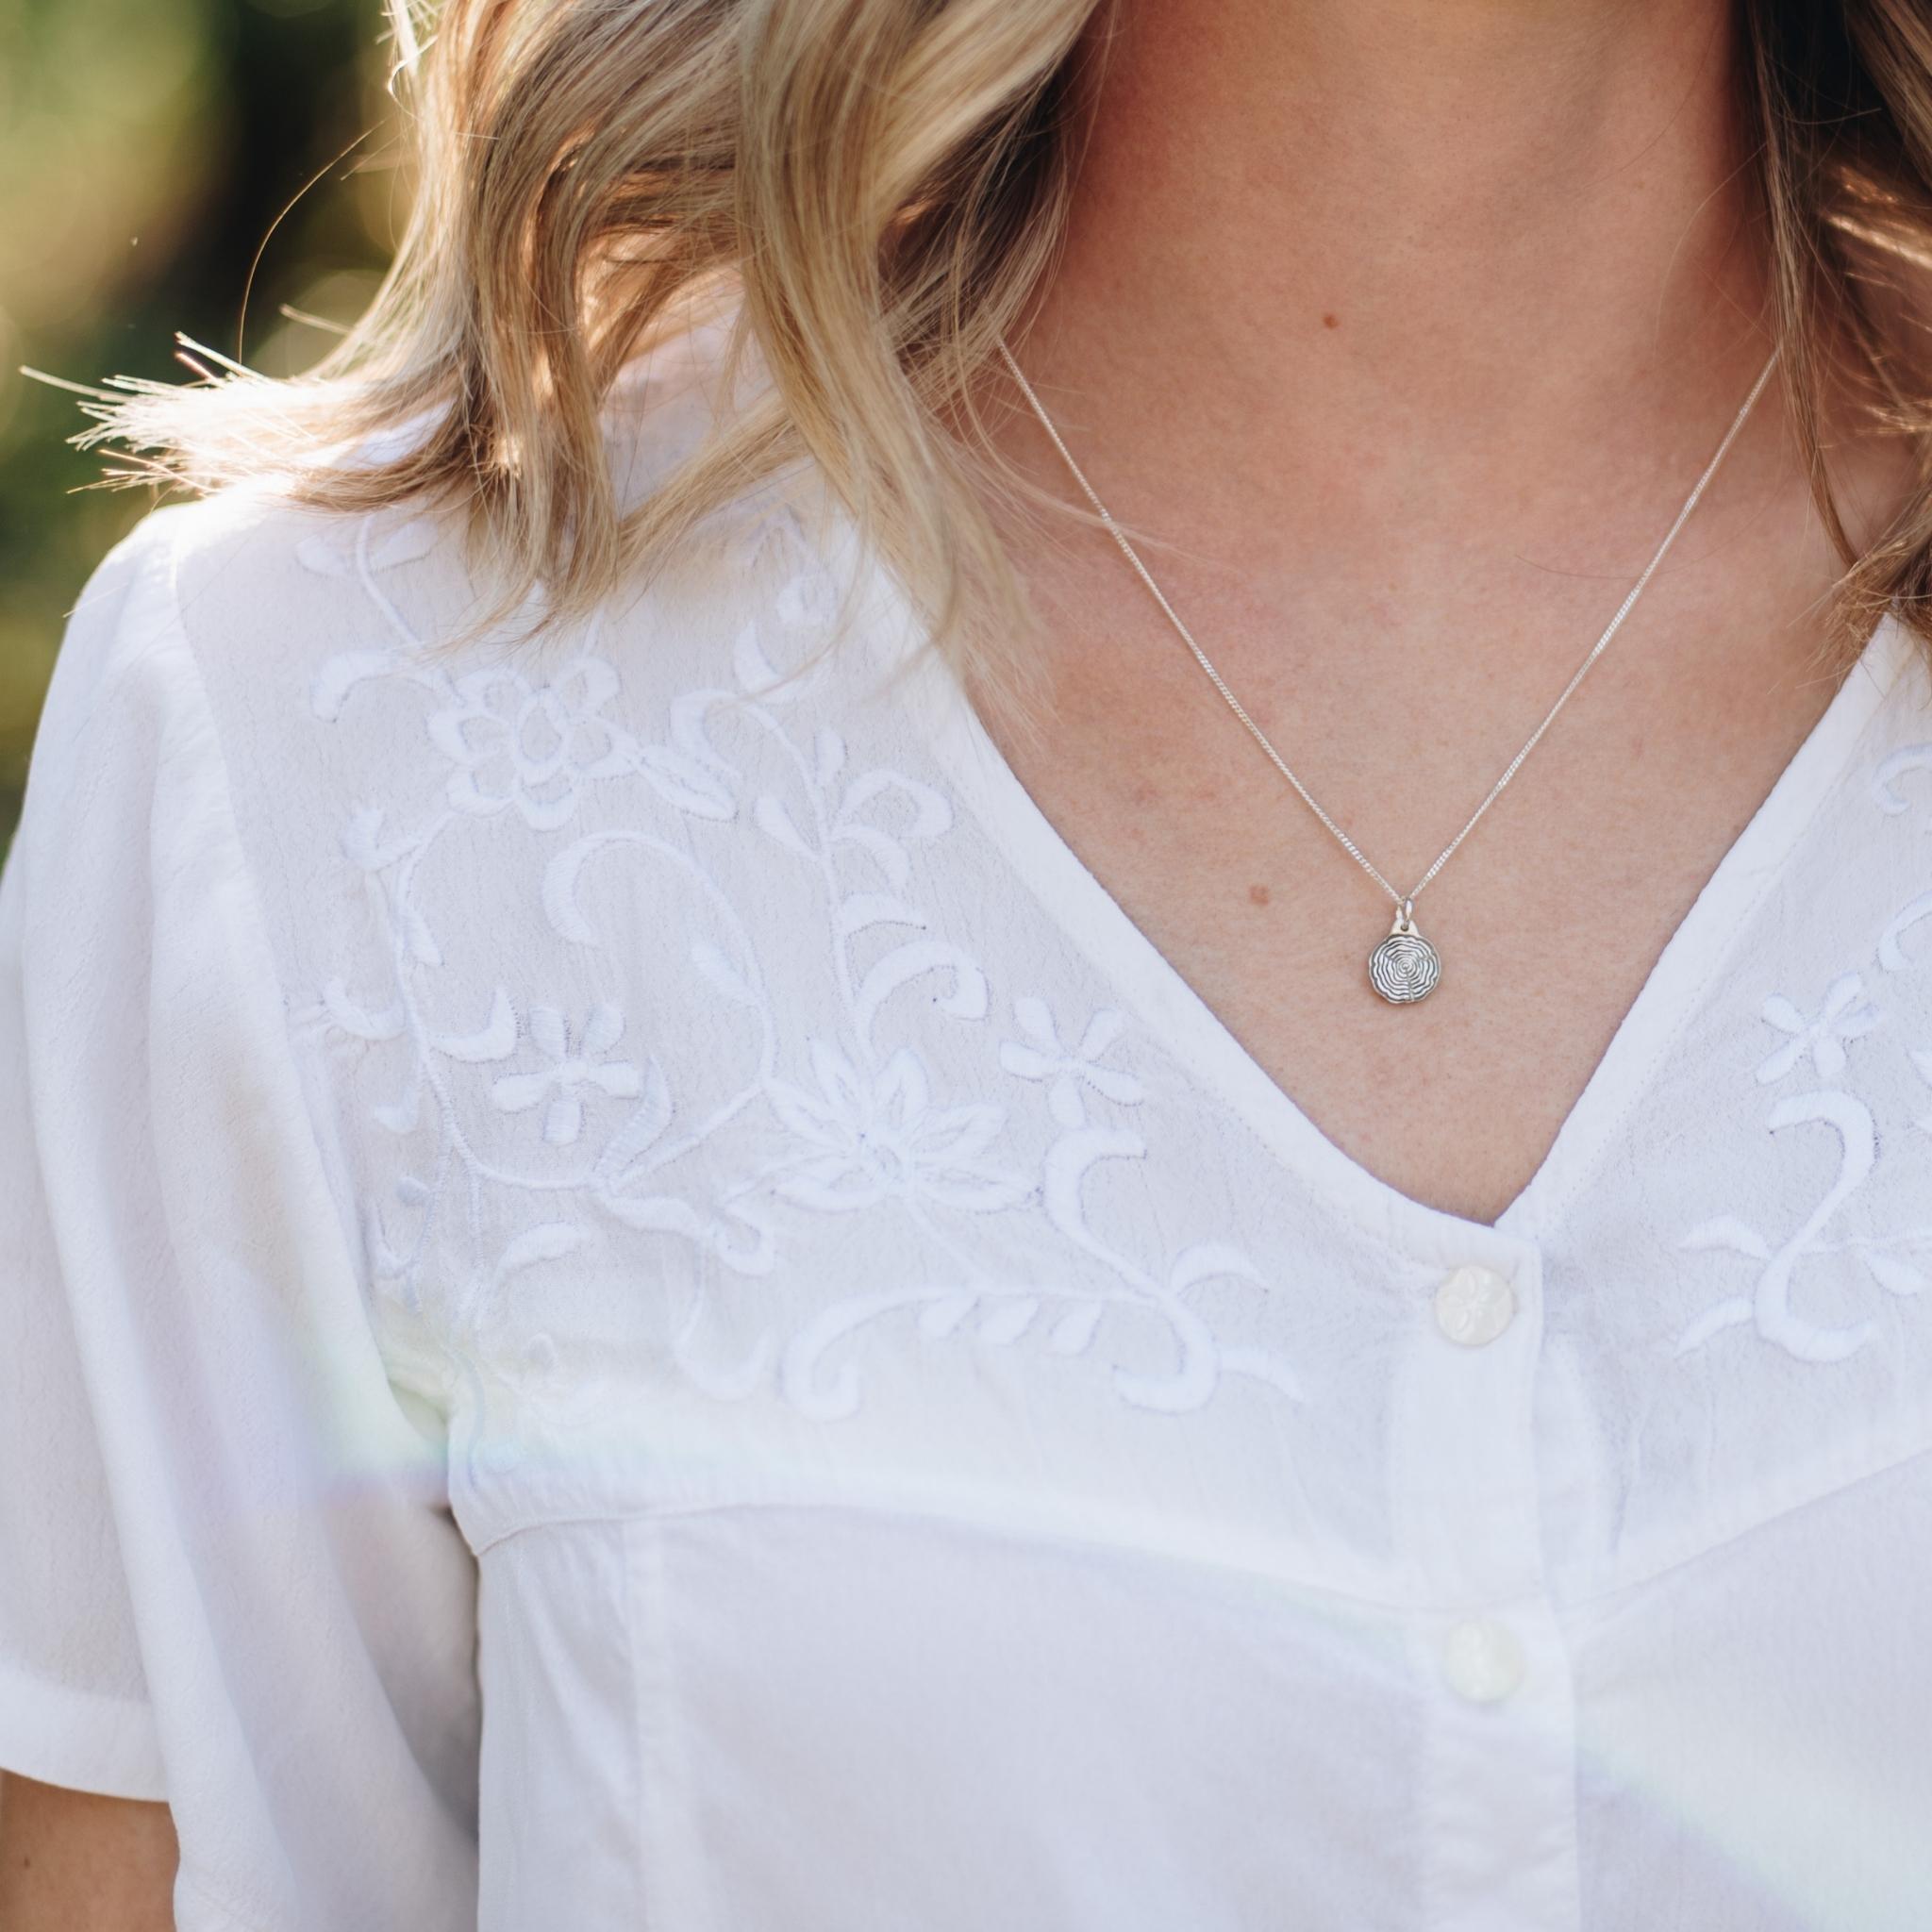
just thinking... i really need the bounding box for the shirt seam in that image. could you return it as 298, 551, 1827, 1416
1560, 1423, 1932, 1610
136, 509, 450, 1483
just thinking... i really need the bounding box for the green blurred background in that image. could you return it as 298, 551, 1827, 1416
0, 0, 403, 854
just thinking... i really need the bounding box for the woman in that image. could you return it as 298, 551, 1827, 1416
4, 0, 1930, 1924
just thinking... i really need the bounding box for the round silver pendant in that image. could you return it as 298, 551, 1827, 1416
1368, 902, 1441, 1005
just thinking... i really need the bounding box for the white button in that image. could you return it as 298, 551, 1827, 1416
1441, 1617, 1527, 1703
1434, 1264, 1516, 1346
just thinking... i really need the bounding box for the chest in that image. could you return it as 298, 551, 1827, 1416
979, 599, 1866, 1224
258, 549, 1932, 1541
242, 516, 1932, 1925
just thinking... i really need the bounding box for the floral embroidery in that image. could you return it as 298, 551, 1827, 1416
491, 1003, 642, 1145
1755, 972, 1881, 1083
297, 513, 440, 588
763, 1041, 1030, 1214
426, 655, 637, 831
1676, 1091, 1930, 1362
754, 993, 1296, 1420
1872, 743, 1932, 829
369, 1216, 594, 1485
302, 503, 1928, 1437
303, 507, 1309, 1434
729, 504, 847, 707
1679, 755, 1932, 1365
1879, 891, 1932, 974
1000, 998, 1144, 1128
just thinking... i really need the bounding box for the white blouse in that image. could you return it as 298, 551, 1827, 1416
4, 333, 1932, 1932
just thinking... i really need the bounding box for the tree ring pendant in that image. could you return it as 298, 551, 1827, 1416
1368, 900, 1441, 1005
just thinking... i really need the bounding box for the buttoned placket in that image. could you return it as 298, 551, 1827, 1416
1389, 1236, 1582, 1932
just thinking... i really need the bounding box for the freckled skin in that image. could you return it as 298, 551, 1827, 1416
1322, 312, 1340, 329
1249, 883, 1272, 907
0, 1776, 177, 1929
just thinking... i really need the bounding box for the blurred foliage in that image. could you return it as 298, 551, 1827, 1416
0, 0, 405, 852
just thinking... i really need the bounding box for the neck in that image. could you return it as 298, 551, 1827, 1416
1012, 0, 1774, 550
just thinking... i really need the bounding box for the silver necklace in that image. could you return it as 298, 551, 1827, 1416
996, 340, 1781, 1006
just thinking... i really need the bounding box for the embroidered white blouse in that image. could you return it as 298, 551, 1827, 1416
4, 334, 1932, 1932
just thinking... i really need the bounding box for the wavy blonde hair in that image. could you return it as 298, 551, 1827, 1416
82, 0, 1932, 685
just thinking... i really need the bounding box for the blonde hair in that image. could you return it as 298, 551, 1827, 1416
81, 0, 1932, 682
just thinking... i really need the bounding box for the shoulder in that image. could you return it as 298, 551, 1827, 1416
30, 325, 924, 951
89, 334, 891, 742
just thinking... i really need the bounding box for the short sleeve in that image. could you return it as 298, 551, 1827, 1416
0, 510, 481, 1930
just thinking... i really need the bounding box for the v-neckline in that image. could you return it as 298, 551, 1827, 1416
840, 511, 1911, 1263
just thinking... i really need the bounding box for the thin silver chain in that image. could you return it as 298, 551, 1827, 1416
996, 339, 1781, 913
